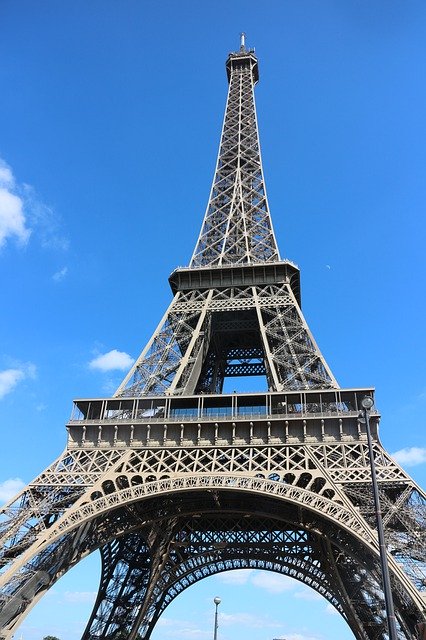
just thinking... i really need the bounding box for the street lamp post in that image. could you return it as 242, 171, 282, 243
213, 597, 221, 640
361, 395, 398, 640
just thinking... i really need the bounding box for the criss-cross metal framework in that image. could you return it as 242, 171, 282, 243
190, 48, 278, 267
116, 45, 336, 398
1, 38, 425, 640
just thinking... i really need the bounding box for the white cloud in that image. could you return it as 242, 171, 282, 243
63, 591, 97, 604
221, 611, 279, 629
251, 571, 296, 594
218, 569, 309, 596
0, 369, 25, 398
217, 568, 253, 585
167, 629, 209, 639
24, 183, 69, 250
157, 618, 175, 627
0, 363, 36, 399
0, 181, 31, 247
0, 477, 25, 503
156, 617, 210, 639
89, 349, 134, 372
391, 447, 426, 467
0, 156, 68, 252
52, 266, 68, 282
0, 163, 14, 186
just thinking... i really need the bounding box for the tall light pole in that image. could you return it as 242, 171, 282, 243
360, 395, 398, 639
213, 597, 221, 640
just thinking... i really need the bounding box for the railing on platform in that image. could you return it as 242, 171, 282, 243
68, 388, 378, 425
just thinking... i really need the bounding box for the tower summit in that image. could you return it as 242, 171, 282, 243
0, 39, 425, 640
193, 36, 265, 266
116, 37, 337, 397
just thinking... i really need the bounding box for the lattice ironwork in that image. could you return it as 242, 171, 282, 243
0, 36, 425, 640
190, 46, 279, 267
117, 282, 337, 396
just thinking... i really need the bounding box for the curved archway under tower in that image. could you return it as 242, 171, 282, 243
5, 479, 421, 640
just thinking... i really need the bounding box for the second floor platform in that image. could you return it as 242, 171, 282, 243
67, 388, 380, 449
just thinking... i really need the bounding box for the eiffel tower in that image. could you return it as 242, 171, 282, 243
1, 36, 425, 640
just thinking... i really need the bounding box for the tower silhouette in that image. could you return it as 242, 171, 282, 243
0, 37, 425, 640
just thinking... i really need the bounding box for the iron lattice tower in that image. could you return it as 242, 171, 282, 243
1, 38, 425, 640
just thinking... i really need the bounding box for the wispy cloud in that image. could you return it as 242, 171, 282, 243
165, 629, 209, 640
156, 617, 210, 639
216, 570, 330, 628
251, 571, 296, 594
0, 164, 14, 185
0, 369, 25, 398
0, 156, 68, 252
0, 477, 25, 503
100, 377, 121, 395
221, 611, 280, 629
52, 265, 68, 282
159, 611, 279, 639
89, 349, 134, 372
391, 447, 426, 467
0, 362, 36, 399
24, 182, 69, 250
217, 569, 253, 585
63, 591, 97, 604
0, 158, 31, 247
218, 569, 302, 595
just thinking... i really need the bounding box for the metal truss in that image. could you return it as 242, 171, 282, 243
191, 47, 279, 267
1, 417, 425, 639
114, 41, 336, 397
116, 282, 337, 396
1, 38, 425, 640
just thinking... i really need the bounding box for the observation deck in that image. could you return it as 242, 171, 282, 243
67, 388, 379, 450
169, 260, 301, 305
226, 49, 259, 83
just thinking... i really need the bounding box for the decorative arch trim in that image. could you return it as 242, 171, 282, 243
48, 474, 375, 546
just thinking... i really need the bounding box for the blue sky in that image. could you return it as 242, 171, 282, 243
1, 2, 426, 639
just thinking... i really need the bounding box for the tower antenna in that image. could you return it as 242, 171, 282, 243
240, 32, 246, 51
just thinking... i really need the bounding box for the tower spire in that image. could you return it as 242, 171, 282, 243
115, 43, 338, 397
240, 32, 246, 51
190, 41, 279, 267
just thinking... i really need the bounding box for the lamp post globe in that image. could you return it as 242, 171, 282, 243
213, 597, 221, 640
361, 395, 374, 410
